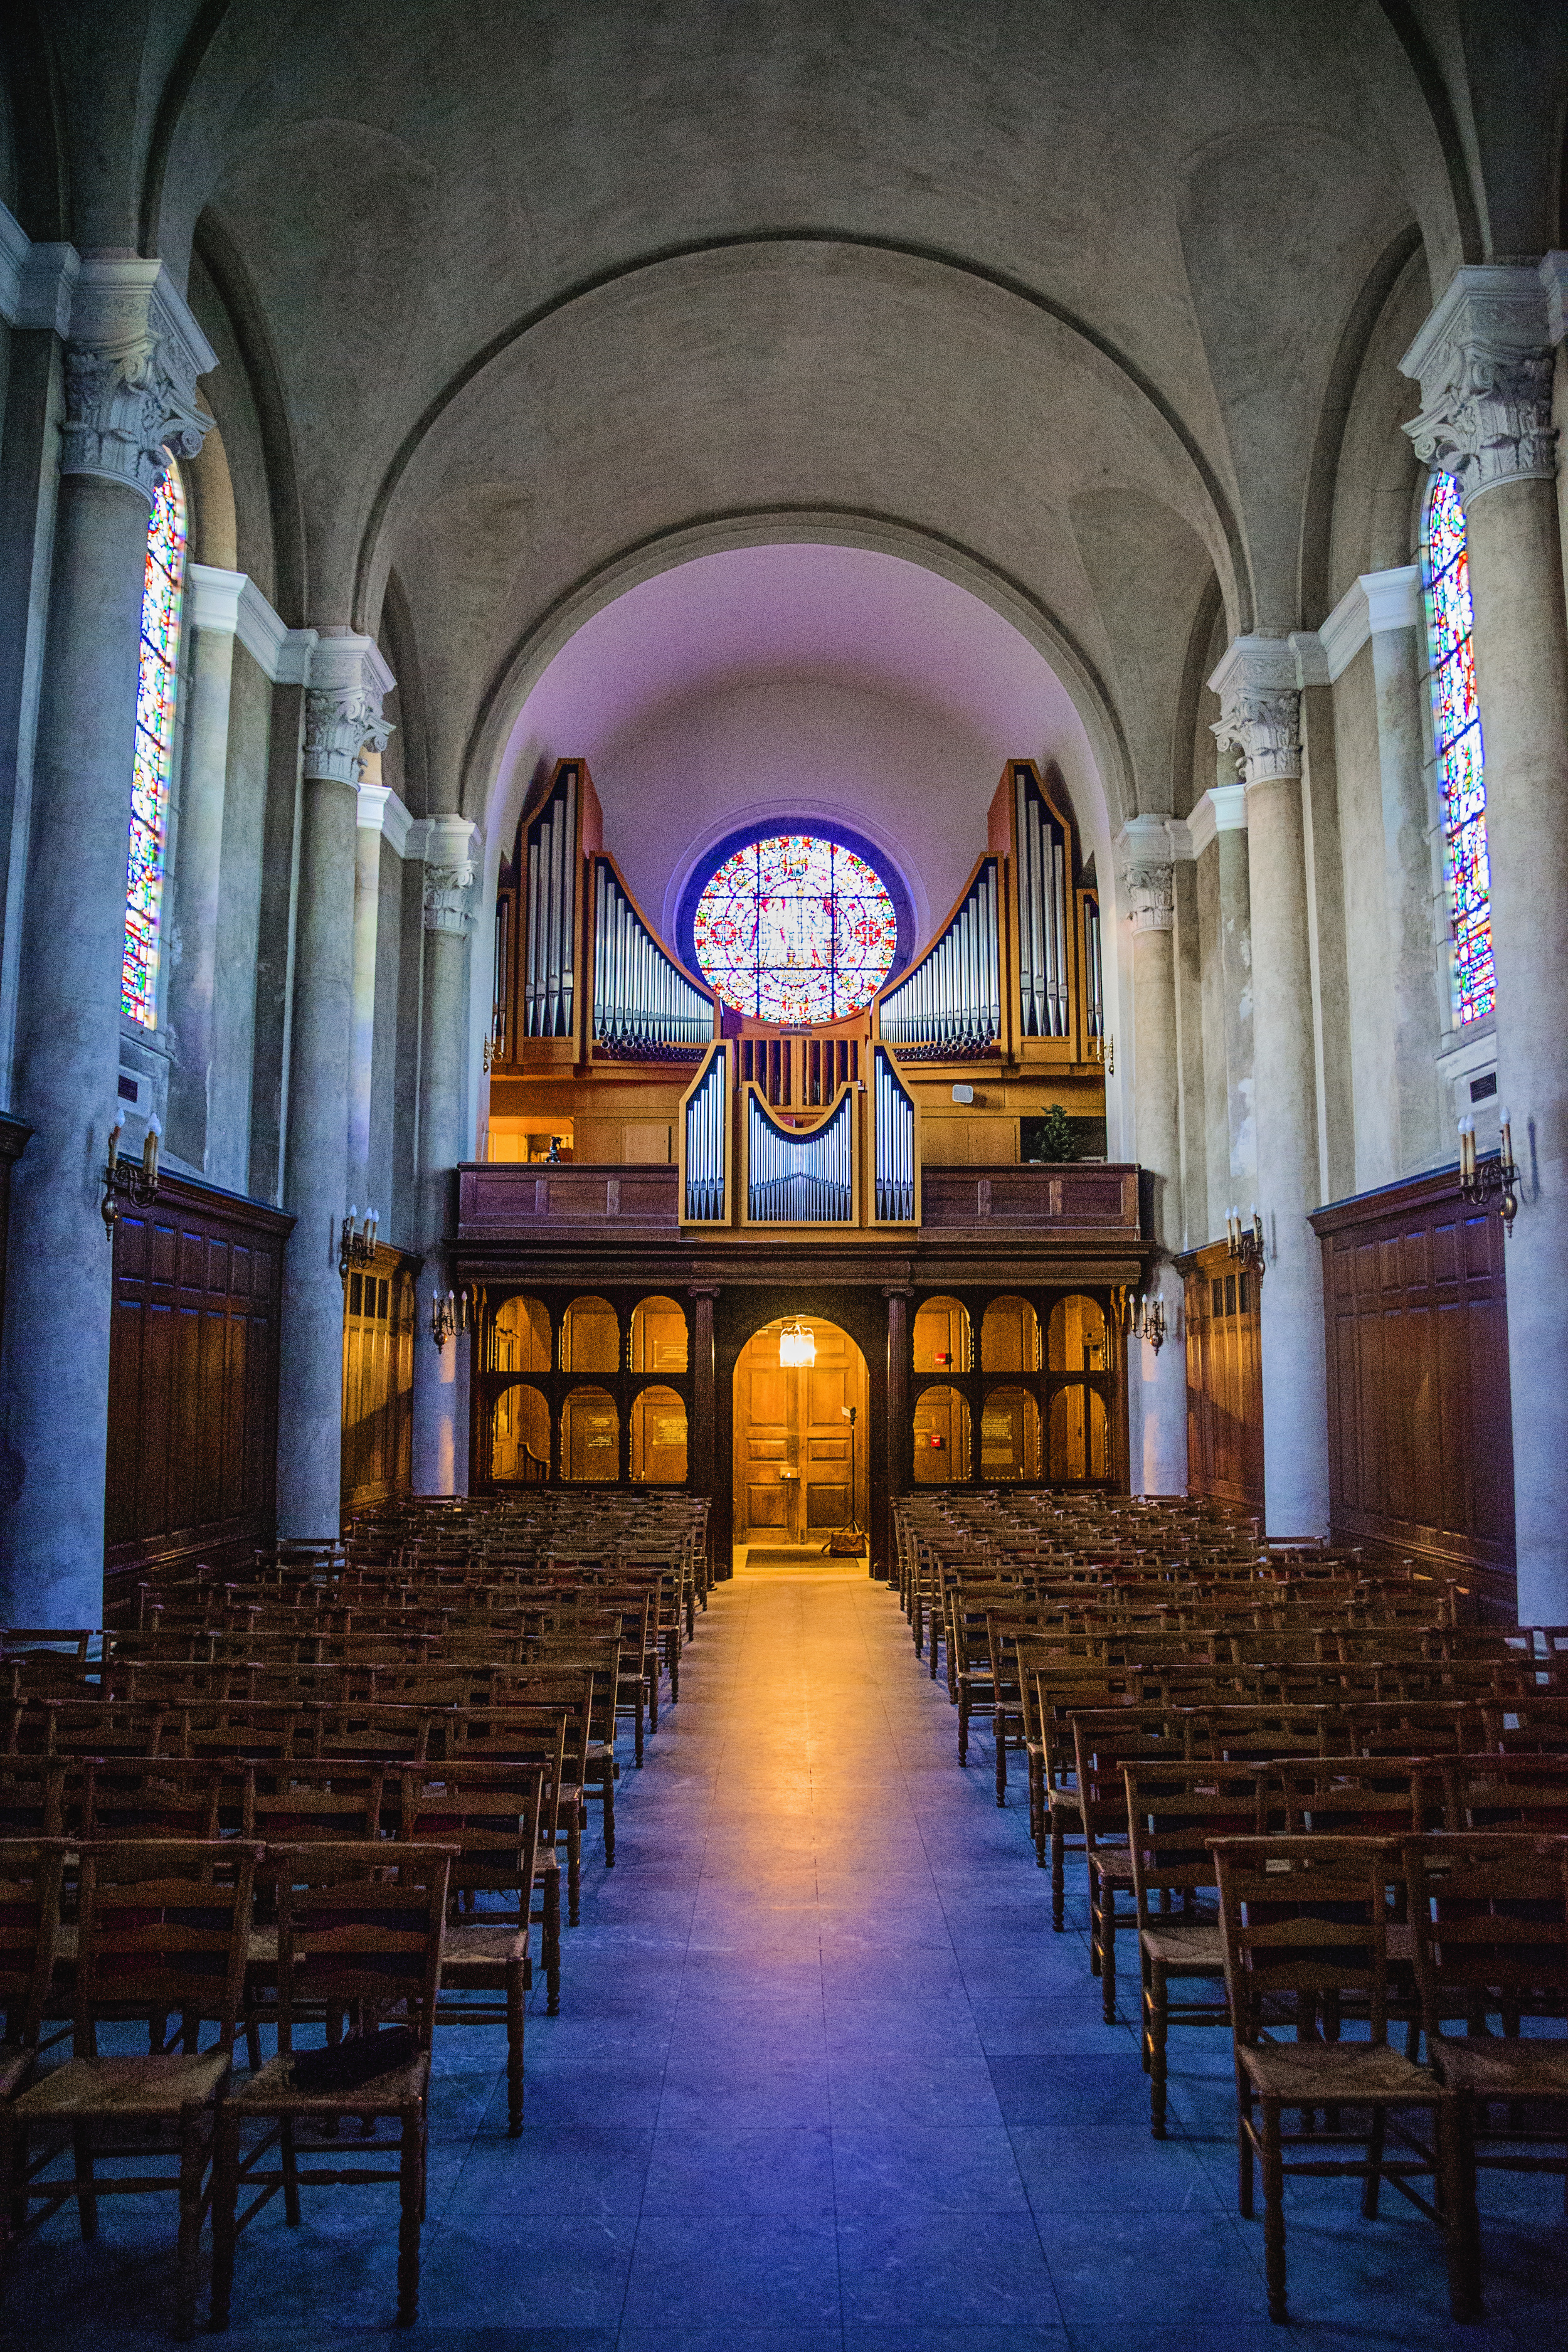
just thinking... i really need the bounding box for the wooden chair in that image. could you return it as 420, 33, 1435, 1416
398, 1762, 546, 2132
1123, 1765, 1268, 2137
1070, 1708, 1191, 2020
209, 1840, 453, 2333
239, 1766, 386, 2068
1441, 1752, 1568, 1834
1402, 1830, 1568, 2320
0, 1838, 66, 2192
1210, 1834, 1470, 2326
6, 1838, 261, 2341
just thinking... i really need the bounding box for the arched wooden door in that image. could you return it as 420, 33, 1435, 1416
732, 1316, 869, 1544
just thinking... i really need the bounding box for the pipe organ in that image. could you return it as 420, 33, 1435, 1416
680, 1045, 730, 1224
875, 858, 1002, 1059
745, 1088, 856, 1225
592, 859, 715, 1059
489, 755, 1103, 1210
871, 1046, 918, 1224
521, 762, 580, 1041
1014, 763, 1071, 1040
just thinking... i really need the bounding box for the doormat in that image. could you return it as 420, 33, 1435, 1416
742, 1546, 833, 1567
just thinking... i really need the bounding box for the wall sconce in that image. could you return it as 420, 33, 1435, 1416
339, 1205, 378, 1277
431, 1285, 472, 1351
1226, 1204, 1266, 1281
101, 1109, 160, 1232
482, 1009, 504, 1073
779, 1317, 816, 1368
1114, 1285, 1165, 1355
1458, 1111, 1520, 1232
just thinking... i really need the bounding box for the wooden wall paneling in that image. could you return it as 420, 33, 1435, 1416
1177, 1241, 1264, 1515
1310, 1168, 1513, 1608
105, 1172, 293, 1618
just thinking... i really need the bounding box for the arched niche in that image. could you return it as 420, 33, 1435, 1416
491, 1382, 549, 1482
1047, 1294, 1108, 1372
1049, 1385, 1110, 1481
560, 1295, 620, 1374
632, 1386, 687, 1484
981, 1295, 1040, 1372
914, 1295, 972, 1374
630, 1295, 688, 1374
493, 1293, 552, 1374
913, 1385, 971, 1485
561, 1386, 619, 1481
980, 1386, 1041, 1481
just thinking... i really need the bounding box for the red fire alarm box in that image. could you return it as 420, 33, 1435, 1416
928, 1433, 944, 1449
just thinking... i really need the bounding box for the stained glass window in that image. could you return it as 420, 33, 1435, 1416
691, 832, 898, 1024
1422, 473, 1492, 1025
122, 462, 186, 1027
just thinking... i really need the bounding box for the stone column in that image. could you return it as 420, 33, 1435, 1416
1191, 776, 1255, 1237
165, 564, 241, 1173
275, 635, 393, 1537
1402, 265, 1568, 1624
410, 818, 477, 1495
1211, 640, 1330, 1539
1362, 567, 1446, 1176
1117, 820, 1187, 1496
347, 760, 389, 1214
0, 260, 214, 1624
883, 1286, 912, 1579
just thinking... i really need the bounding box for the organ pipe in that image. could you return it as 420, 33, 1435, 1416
682, 1044, 729, 1222
872, 1045, 916, 1222
876, 857, 1001, 1058
745, 1089, 855, 1224
1014, 765, 1071, 1040
591, 857, 714, 1058
523, 764, 578, 1039
1082, 893, 1103, 1041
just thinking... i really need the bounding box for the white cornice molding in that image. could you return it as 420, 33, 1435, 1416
356, 781, 414, 859
1288, 631, 1330, 689
1542, 253, 1568, 347
189, 562, 245, 635
1188, 783, 1248, 857
188, 563, 317, 686
1313, 566, 1424, 684
411, 813, 480, 869
0, 200, 79, 334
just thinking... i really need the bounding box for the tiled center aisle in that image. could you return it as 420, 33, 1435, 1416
15, 1568, 1561, 2349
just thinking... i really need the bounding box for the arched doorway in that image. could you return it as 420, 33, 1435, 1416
732, 1315, 869, 1552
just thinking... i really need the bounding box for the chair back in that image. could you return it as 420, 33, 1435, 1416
1442, 1753, 1568, 1833
0, 1756, 68, 1838
1123, 1766, 1269, 1926
0, 1836, 66, 2045
74, 1838, 262, 2057
1273, 1756, 1441, 1837
1210, 1834, 1402, 2048
1402, 1831, 1568, 2036
82, 1758, 223, 1841
270, 1839, 452, 2052
398, 1764, 545, 1922
245, 1764, 386, 1845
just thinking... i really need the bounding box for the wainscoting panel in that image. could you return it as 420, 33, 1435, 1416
106, 1173, 293, 1616
1177, 1238, 1264, 1516
1310, 1168, 1513, 1605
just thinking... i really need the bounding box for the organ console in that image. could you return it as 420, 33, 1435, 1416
489, 754, 1104, 1222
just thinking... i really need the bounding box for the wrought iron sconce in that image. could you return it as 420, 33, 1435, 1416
1115, 1285, 1165, 1355
1458, 1111, 1520, 1234
339, 1205, 378, 1277
101, 1109, 161, 1233
431, 1285, 469, 1351
778, 1317, 816, 1368
1226, 1204, 1266, 1283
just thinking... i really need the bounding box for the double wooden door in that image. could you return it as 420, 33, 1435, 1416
733, 1318, 869, 1544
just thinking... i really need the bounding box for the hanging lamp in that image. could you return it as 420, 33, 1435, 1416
778, 1317, 816, 1367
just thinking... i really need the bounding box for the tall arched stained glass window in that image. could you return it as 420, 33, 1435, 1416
1422, 474, 1493, 1025
122, 462, 187, 1027
689, 832, 899, 1024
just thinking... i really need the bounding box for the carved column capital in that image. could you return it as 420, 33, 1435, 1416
1124, 862, 1175, 933
302, 634, 396, 788
1401, 265, 1557, 506
61, 258, 217, 503
420, 812, 480, 936
1207, 637, 1302, 787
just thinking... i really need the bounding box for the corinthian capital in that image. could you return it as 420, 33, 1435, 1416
62, 258, 218, 503
1207, 637, 1301, 786
1125, 863, 1174, 933
302, 635, 396, 788
420, 814, 480, 936
1401, 266, 1557, 506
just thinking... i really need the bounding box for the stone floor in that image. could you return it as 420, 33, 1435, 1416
9, 1561, 1565, 2350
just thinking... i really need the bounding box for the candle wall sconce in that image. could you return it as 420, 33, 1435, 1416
431, 1285, 475, 1350
101, 1110, 161, 1233
339, 1205, 378, 1277
1226, 1204, 1266, 1283
1458, 1111, 1520, 1233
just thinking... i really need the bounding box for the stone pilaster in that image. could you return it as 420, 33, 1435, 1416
0, 260, 216, 1623
1210, 636, 1330, 1539
275, 634, 395, 1537
411, 815, 478, 1496
1116, 816, 1185, 1497
1402, 267, 1568, 1624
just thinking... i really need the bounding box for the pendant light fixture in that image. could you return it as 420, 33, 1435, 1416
778, 1317, 816, 1367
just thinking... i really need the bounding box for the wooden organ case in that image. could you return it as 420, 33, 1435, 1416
468, 757, 1143, 1545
